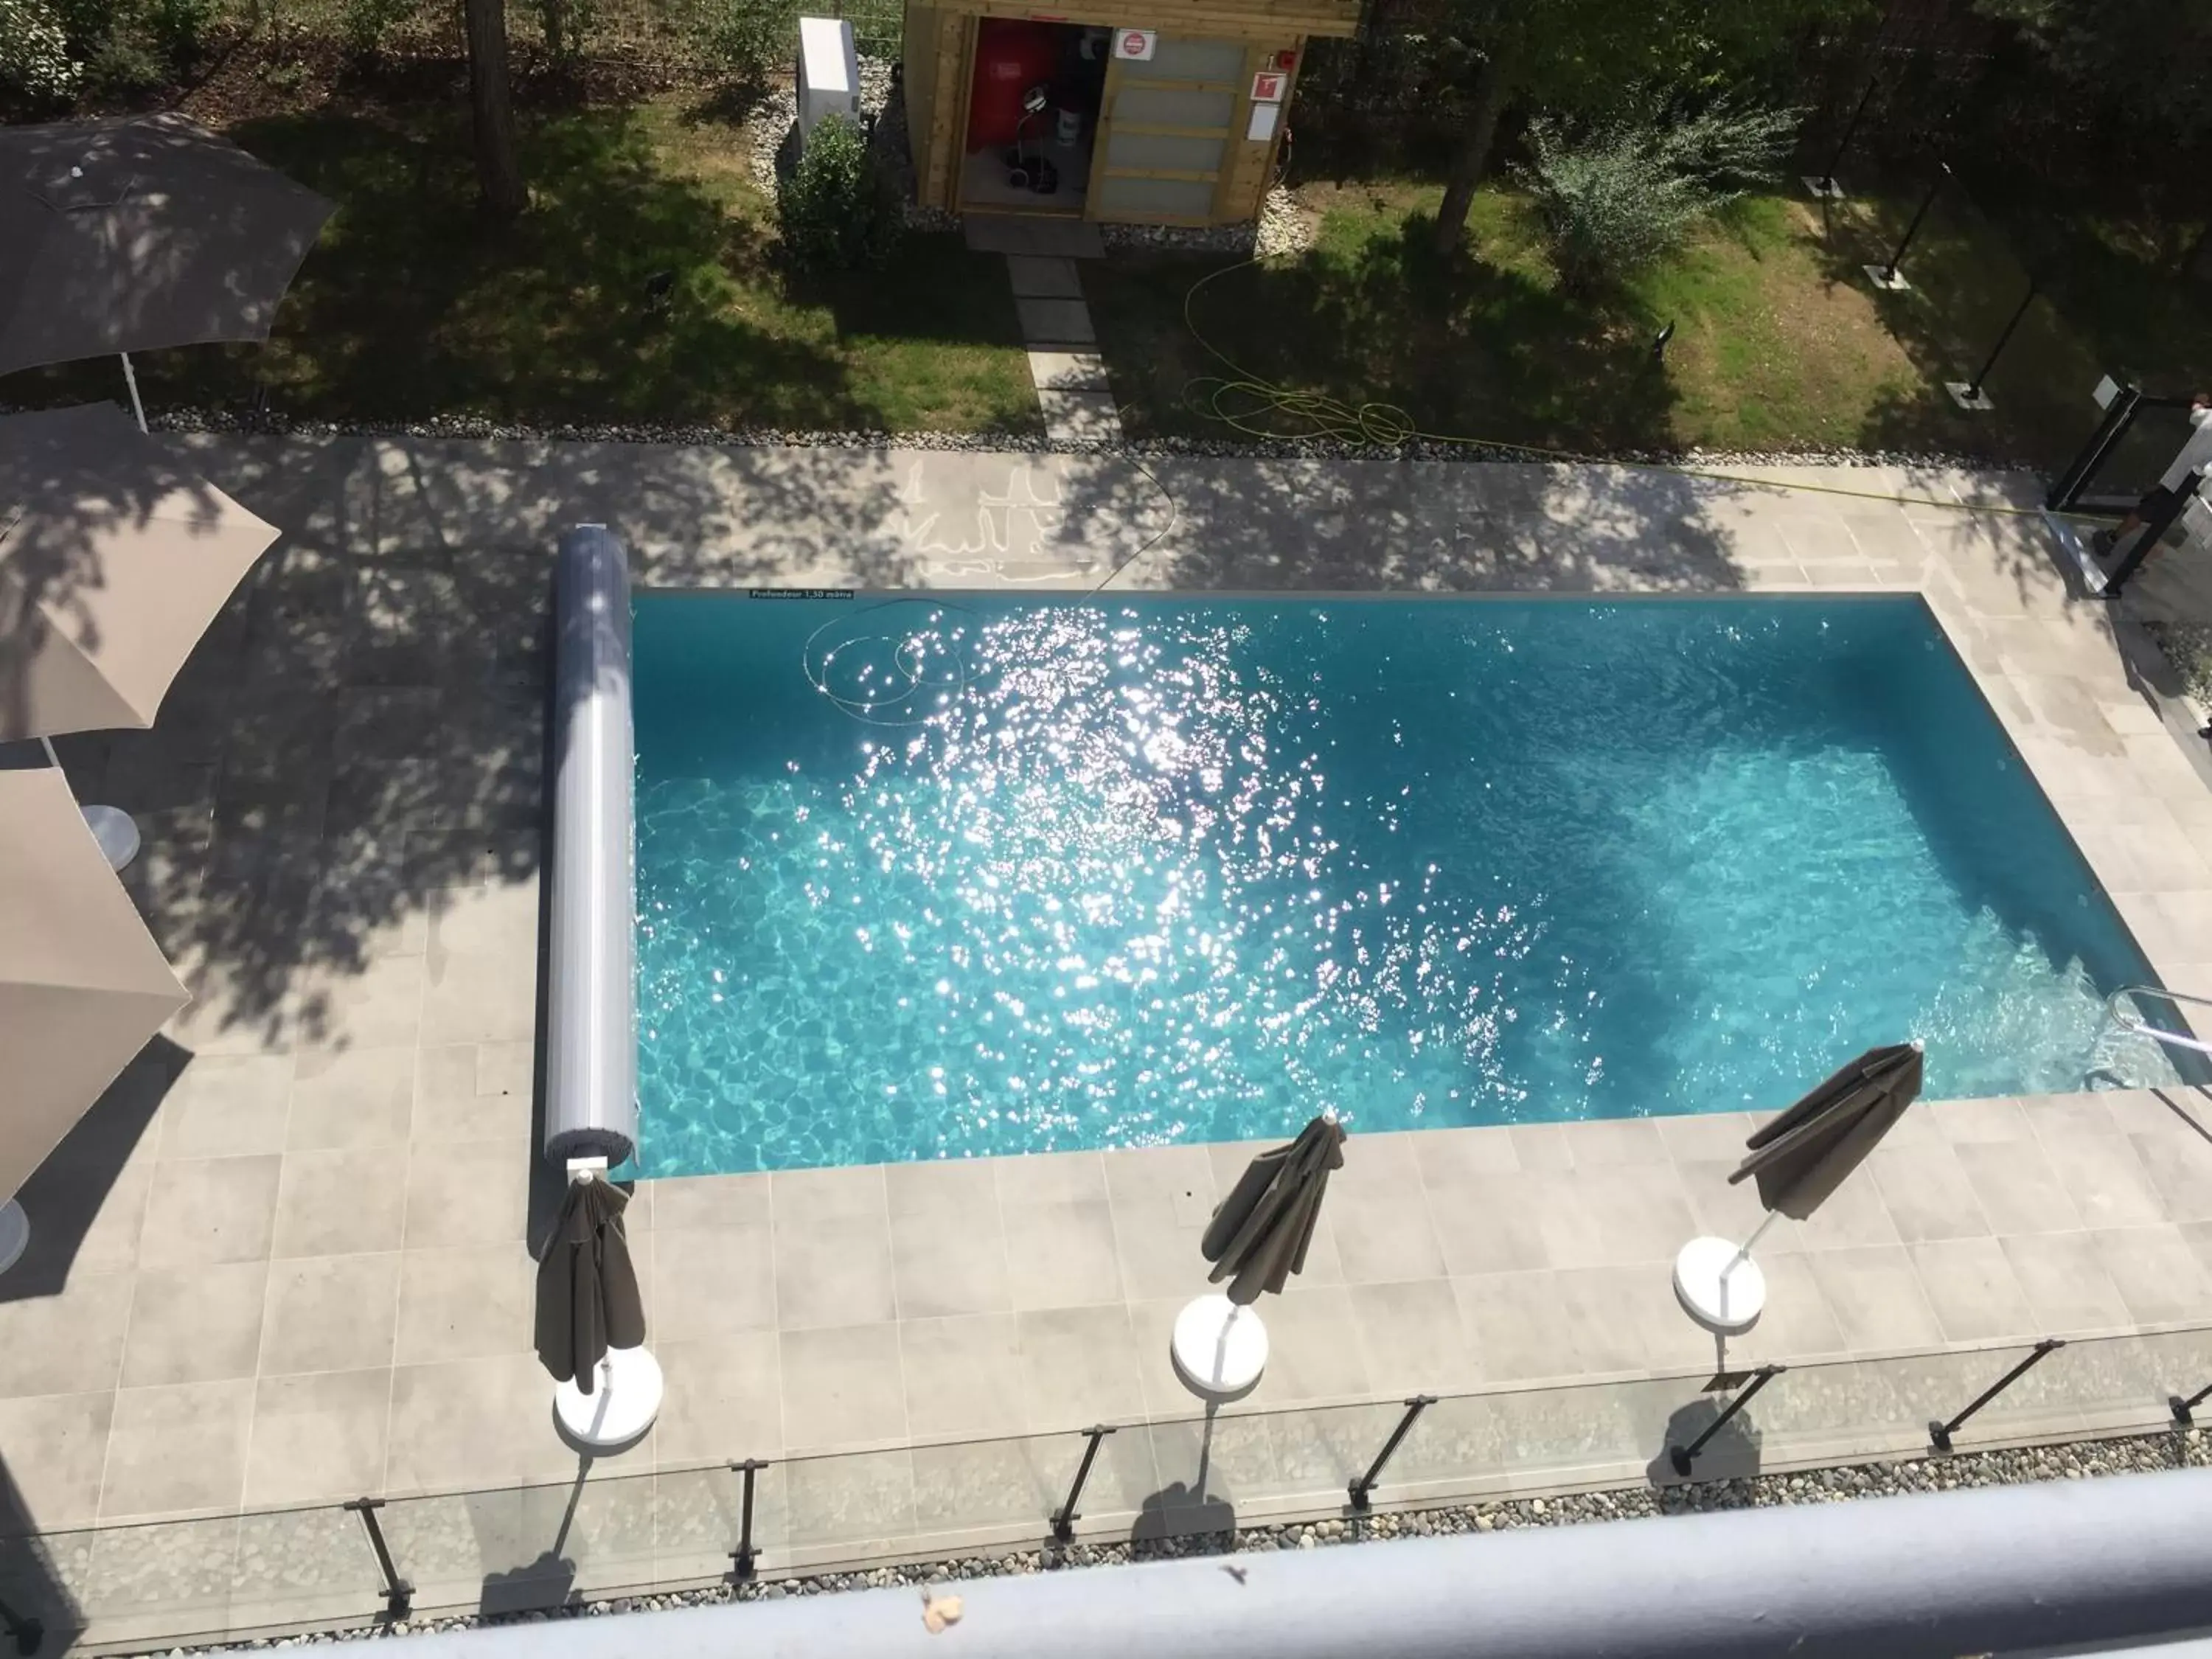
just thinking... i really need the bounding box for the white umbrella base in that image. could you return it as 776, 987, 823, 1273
1171, 1293, 1268, 1402
81, 804, 141, 871
1672, 1237, 1766, 1336
0, 1200, 27, 1276
554, 1346, 662, 1450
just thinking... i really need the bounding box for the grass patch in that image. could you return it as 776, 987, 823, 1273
4, 96, 1040, 434
1088, 175, 2212, 466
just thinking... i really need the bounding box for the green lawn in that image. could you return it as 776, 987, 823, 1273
1087, 175, 2212, 467
4, 97, 1040, 434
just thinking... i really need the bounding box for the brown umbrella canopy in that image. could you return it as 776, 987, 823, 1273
1202, 1114, 1347, 1306
536, 1175, 647, 1396
0, 114, 333, 374
1, 402, 279, 740
1729, 1042, 1924, 1220
0, 766, 188, 1207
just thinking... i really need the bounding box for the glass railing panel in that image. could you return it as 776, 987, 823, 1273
77, 1516, 246, 1649
781, 1450, 917, 1559
227, 1504, 389, 1635
652, 1464, 767, 1587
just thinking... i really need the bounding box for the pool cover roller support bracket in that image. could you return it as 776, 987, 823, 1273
546, 525, 639, 1169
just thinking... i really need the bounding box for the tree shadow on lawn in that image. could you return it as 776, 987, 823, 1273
3, 103, 1032, 433
1091, 211, 1680, 456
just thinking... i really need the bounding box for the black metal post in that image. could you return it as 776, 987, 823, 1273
345, 1498, 413, 1623
2104, 470, 2202, 597
1963, 276, 2041, 400
2169, 1377, 2212, 1425
1347, 1395, 1436, 1510
1930, 1339, 2065, 1451
0, 1593, 41, 1658
728, 1459, 767, 1580
1050, 1426, 1116, 1542
1668, 1365, 1786, 1476
2047, 384, 2140, 511
1815, 76, 1879, 194
1877, 160, 1951, 285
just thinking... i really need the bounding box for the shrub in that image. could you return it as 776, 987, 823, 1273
536, 0, 597, 65
0, 0, 82, 104
776, 112, 901, 275
1517, 99, 1800, 293
143, 0, 215, 72
699, 0, 791, 91
340, 0, 413, 58
85, 31, 167, 94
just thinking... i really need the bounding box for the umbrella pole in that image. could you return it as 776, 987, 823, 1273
36, 735, 140, 872
119, 353, 147, 433
1725, 1210, 1783, 1274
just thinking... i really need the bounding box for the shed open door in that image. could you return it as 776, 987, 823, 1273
1087, 37, 1245, 223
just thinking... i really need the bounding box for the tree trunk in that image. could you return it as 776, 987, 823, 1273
1431, 41, 1514, 260
464, 0, 526, 219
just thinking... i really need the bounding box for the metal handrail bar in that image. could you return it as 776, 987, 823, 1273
2104, 986, 2212, 1060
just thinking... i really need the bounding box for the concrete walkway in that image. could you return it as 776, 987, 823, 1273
10, 437, 2212, 1647
1005, 256, 1122, 444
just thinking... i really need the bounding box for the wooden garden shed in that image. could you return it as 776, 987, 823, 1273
900, 0, 1358, 226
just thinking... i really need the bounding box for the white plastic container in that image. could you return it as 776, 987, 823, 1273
797, 16, 862, 145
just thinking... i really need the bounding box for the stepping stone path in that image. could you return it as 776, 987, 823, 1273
963, 213, 1122, 444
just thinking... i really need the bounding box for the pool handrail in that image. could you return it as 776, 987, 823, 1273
2104, 984, 2212, 1060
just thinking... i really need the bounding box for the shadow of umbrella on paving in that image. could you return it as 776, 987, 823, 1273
1, 401, 281, 868
0, 114, 333, 431
1674, 1041, 1926, 1345
536, 1169, 660, 1452
0, 765, 188, 1276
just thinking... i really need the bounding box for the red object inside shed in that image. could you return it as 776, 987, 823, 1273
966, 18, 1060, 151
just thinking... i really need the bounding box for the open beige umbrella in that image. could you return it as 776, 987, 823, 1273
0, 765, 189, 1273
0, 113, 334, 430
1, 401, 279, 864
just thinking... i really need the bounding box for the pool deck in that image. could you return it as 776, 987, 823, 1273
13, 437, 2212, 1635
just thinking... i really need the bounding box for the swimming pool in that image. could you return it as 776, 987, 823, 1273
630, 592, 2174, 1175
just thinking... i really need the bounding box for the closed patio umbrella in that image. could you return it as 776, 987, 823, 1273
537, 1168, 660, 1449
1, 401, 280, 866
1674, 1041, 1925, 1336
1174, 1113, 1347, 1400
0, 765, 189, 1273
0, 113, 334, 430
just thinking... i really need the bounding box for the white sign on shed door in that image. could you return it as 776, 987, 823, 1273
1114, 27, 1157, 60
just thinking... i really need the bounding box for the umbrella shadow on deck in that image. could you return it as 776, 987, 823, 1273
1646, 1388, 1767, 1489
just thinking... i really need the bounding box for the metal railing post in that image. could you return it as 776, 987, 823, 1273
1050, 1426, 1116, 1543
2104, 470, 2202, 597
1347, 1395, 1436, 1511
0, 1591, 42, 1657
1870, 160, 1951, 288
2048, 384, 2140, 511
1667, 1365, 1787, 1476
728, 1459, 768, 1581
1809, 74, 1879, 196
2169, 1378, 2212, 1425
1930, 1340, 2065, 1451
344, 1498, 413, 1623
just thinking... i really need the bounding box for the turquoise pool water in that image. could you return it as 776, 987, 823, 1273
630, 592, 2171, 1175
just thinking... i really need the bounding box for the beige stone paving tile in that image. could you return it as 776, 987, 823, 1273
2122, 733, 2212, 804
776, 1214, 897, 1330
393, 1242, 535, 1363
1653, 1110, 1759, 1164
1928, 1097, 2032, 1144
897, 1313, 1027, 1439
385, 1352, 582, 1493
1503, 1124, 1577, 1170
292, 953, 425, 1052
1010, 1304, 1144, 1433
2089, 1225, 2212, 1324
2135, 1133, 2212, 1223
1867, 1144, 1991, 1242
1345, 1279, 1479, 1394
1237, 1284, 1371, 1408
156, 1054, 294, 1160
2067, 809, 2212, 894
1952, 1139, 2082, 1235
993, 1149, 1106, 1206
2042, 1130, 2168, 1229
418, 948, 537, 1047
1453, 1269, 1586, 1383
273, 1147, 407, 1259
779, 1324, 908, 1452
121, 1262, 269, 1388
2024, 1091, 2125, 1145
0, 1271, 134, 1399
1673, 1158, 1801, 1253
1424, 1169, 1555, 1276
1730, 1251, 1849, 1366
2104, 1088, 2212, 1141
1909, 1238, 2040, 1343
1558, 1117, 1673, 1169
1540, 1164, 1699, 1268
141, 1154, 282, 1267
653, 1222, 778, 1340
1805, 1245, 1947, 1352
1998, 1232, 2133, 1335
889, 1199, 1012, 1320
288, 1044, 416, 1151
0, 1391, 114, 1528
402, 1138, 529, 1249
652, 1331, 782, 1465
409, 1042, 533, 1144
642, 1173, 771, 1231
1413, 1125, 1521, 1180
244, 1369, 392, 1506
100, 1380, 255, 1520
999, 1197, 1123, 1311
260, 1253, 402, 1374
1102, 1144, 1216, 1213
771, 1164, 886, 1227
1329, 1134, 1448, 1284
1109, 1189, 1217, 1304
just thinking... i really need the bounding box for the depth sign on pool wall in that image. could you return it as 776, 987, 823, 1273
1114, 27, 1156, 59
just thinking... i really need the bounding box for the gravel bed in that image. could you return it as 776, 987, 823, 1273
143, 1427, 2211, 1652
111, 403, 2029, 478
2143, 619, 2212, 705
1099, 187, 1315, 259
